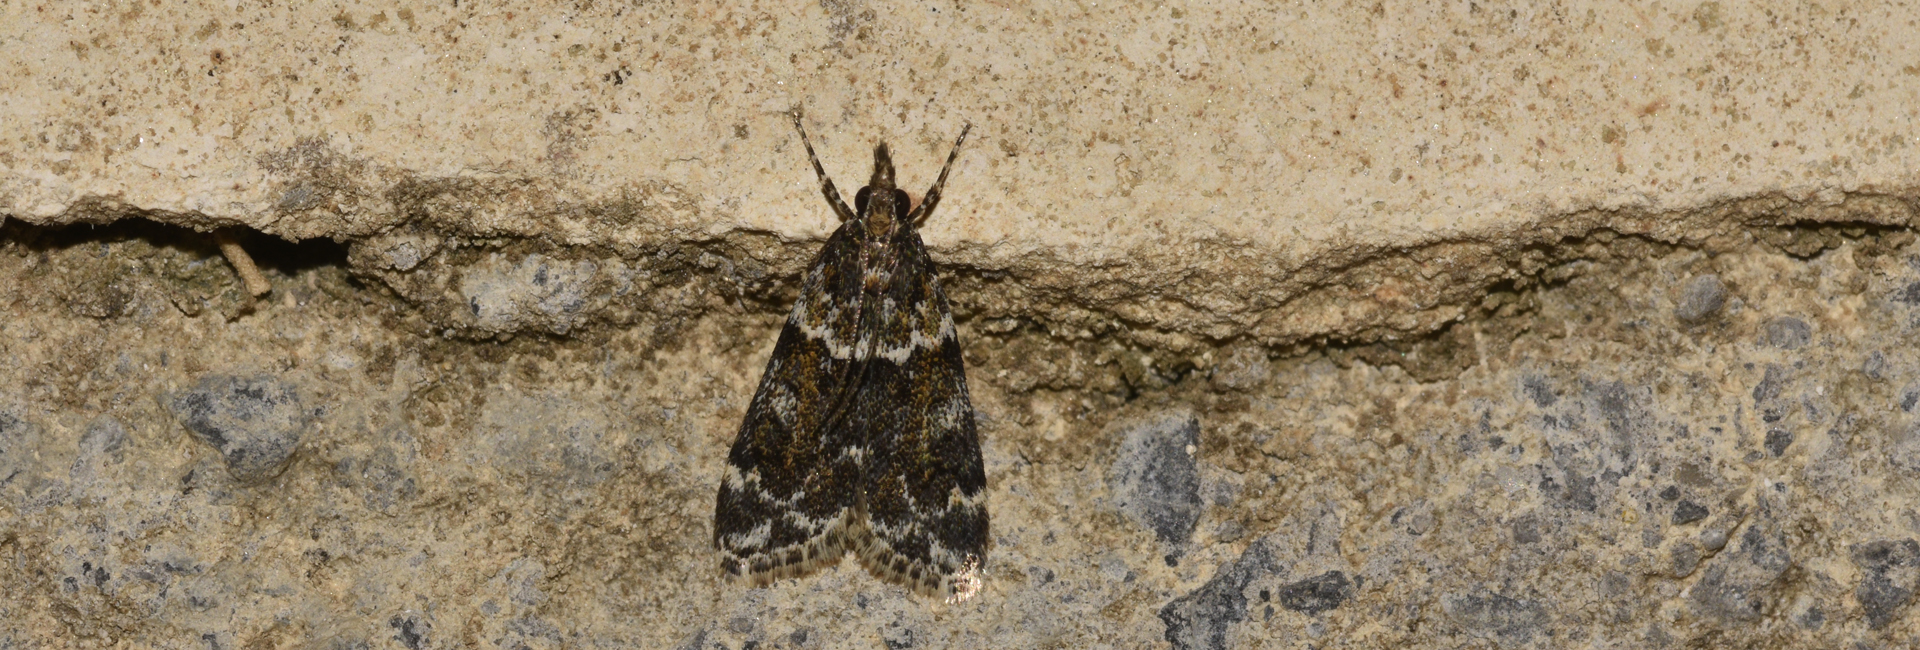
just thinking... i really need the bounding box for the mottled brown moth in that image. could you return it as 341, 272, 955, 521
713, 111, 987, 602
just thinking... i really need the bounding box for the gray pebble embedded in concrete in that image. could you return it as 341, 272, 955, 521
1690, 525, 1792, 622
1896, 281, 1920, 305
1159, 538, 1279, 650
1752, 364, 1788, 405
1109, 411, 1203, 548
1763, 428, 1793, 457
1672, 500, 1709, 525
389, 614, 430, 650
1764, 316, 1811, 349
1276, 571, 1352, 615
1864, 350, 1888, 379
1674, 274, 1727, 323
1443, 591, 1550, 648
1701, 528, 1730, 552
1671, 541, 1702, 577
168, 375, 312, 483
1851, 539, 1920, 630
461, 253, 601, 335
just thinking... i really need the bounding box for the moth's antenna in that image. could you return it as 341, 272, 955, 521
791, 109, 856, 222
909, 122, 971, 226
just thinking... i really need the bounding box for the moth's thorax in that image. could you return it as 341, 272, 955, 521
859, 142, 904, 243
856, 141, 911, 291
857, 228, 904, 295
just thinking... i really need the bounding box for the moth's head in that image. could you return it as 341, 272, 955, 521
855, 142, 910, 241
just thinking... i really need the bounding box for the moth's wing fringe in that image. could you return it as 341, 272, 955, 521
851, 529, 985, 603
717, 509, 868, 587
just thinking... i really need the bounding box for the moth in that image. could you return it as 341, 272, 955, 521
713, 112, 989, 602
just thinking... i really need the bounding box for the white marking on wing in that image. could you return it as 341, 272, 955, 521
793, 308, 858, 359
722, 521, 773, 550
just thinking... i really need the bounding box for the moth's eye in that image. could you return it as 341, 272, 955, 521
892, 189, 911, 222
855, 187, 872, 215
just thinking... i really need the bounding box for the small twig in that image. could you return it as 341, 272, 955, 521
217, 230, 272, 297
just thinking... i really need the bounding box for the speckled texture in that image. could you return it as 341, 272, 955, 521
7, 1, 1920, 648
8, 215, 1920, 648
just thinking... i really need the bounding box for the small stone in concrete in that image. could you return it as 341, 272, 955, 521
1691, 568, 1763, 623
1159, 539, 1278, 650
880, 624, 918, 649
1896, 281, 1920, 305
1764, 316, 1811, 349
1109, 412, 1203, 548
1864, 351, 1888, 379
1276, 571, 1352, 615
168, 375, 312, 483
1752, 364, 1787, 405
1443, 591, 1550, 648
1671, 541, 1701, 577
1674, 274, 1727, 323
1026, 565, 1056, 587
1851, 539, 1920, 630
673, 627, 709, 650
461, 253, 600, 335
1690, 526, 1791, 622
1763, 428, 1792, 457
1552, 473, 1599, 512
1672, 500, 1709, 525
389, 615, 430, 650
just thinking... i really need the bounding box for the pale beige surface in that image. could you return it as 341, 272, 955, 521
7, 1, 1919, 347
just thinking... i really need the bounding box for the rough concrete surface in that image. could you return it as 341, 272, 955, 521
5, 0, 1920, 648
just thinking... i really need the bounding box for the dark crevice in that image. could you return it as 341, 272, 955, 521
2, 217, 357, 324
2, 217, 349, 272
222, 228, 350, 277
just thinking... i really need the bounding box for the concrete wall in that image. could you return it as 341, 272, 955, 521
4, 1, 1920, 647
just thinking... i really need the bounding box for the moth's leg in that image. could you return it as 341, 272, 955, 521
908, 122, 972, 225
790, 110, 857, 223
